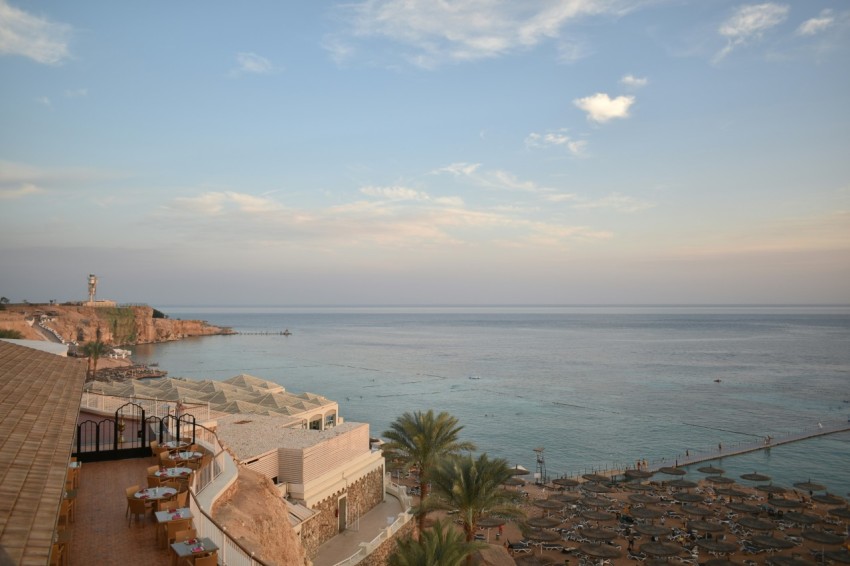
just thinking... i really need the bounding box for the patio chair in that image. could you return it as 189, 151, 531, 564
164, 518, 193, 549
180, 550, 217, 566
128, 497, 148, 526
125, 484, 140, 517
148, 475, 163, 488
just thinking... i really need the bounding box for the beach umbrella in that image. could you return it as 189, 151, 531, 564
695, 539, 738, 554
715, 487, 750, 499
750, 535, 796, 550
623, 482, 654, 492
794, 480, 827, 492
828, 507, 850, 519
581, 482, 611, 494
514, 557, 557, 566
552, 477, 579, 488
668, 479, 698, 489
698, 465, 725, 474
532, 499, 562, 515
581, 509, 615, 523
629, 493, 661, 504
757, 484, 788, 494
688, 519, 725, 533
640, 541, 684, 558
525, 516, 560, 529
824, 549, 850, 564
631, 507, 664, 520
549, 492, 581, 504
579, 527, 618, 541
681, 504, 712, 517
524, 527, 560, 543
579, 542, 621, 560
625, 469, 654, 480
800, 529, 846, 545
766, 557, 817, 566
727, 501, 761, 514
634, 524, 670, 537
477, 516, 505, 528
741, 472, 771, 482
769, 497, 804, 509
704, 559, 742, 566
658, 466, 687, 476
707, 475, 735, 484
674, 492, 704, 503
579, 496, 611, 508
812, 493, 845, 506
512, 465, 531, 476
582, 473, 610, 483
504, 476, 526, 486
784, 511, 821, 525
737, 516, 777, 531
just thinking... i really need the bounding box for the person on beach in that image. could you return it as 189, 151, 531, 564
718, 442, 722, 451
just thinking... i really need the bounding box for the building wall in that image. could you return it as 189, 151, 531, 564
358, 519, 416, 566
277, 423, 370, 485
243, 451, 279, 481
299, 466, 386, 559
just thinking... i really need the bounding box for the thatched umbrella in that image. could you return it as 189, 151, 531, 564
828, 507, 850, 519
531, 499, 562, 515
668, 479, 698, 489
623, 482, 654, 492
741, 472, 771, 482
640, 541, 684, 558
769, 497, 804, 509
715, 486, 750, 499
504, 477, 526, 487
552, 477, 579, 488
579, 527, 618, 541
794, 480, 827, 492
625, 469, 653, 480
634, 523, 671, 538
765, 557, 816, 566
581, 482, 612, 494
525, 516, 560, 529
582, 473, 610, 483
824, 549, 850, 564
478, 516, 505, 542
674, 492, 704, 503
737, 516, 777, 531
579, 542, 621, 560
549, 492, 581, 504
750, 535, 796, 550
784, 511, 821, 525
629, 493, 661, 504
512, 465, 531, 476
812, 493, 845, 506
631, 507, 664, 521
757, 484, 787, 495
681, 504, 712, 517
726, 501, 761, 514
704, 559, 742, 566
698, 465, 725, 475
580, 509, 615, 523
579, 496, 611, 508
695, 539, 738, 554
688, 519, 725, 533
800, 529, 846, 546
707, 475, 735, 485
658, 466, 687, 476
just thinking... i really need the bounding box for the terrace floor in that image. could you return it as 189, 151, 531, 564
66, 457, 169, 566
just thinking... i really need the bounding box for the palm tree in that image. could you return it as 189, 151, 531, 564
81, 340, 109, 379
428, 453, 524, 545
389, 518, 484, 566
382, 410, 475, 532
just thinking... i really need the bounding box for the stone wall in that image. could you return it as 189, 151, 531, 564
358, 518, 415, 566
301, 466, 385, 559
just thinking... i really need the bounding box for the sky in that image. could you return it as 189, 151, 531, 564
1, 0, 849, 306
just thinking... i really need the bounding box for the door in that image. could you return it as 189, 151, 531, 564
338, 496, 347, 532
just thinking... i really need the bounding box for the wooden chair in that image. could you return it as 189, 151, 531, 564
67, 466, 80, 489
176, 490, 189, 508
150, 439, 160, 457
164, 518, 193, 549
148, 475, 163, 488
48, 543, 64, 566
57, 500, 71, 531
157, 498, 179, 512
169, 529, 197, 566
180, 550, 217, 566
163, 479, 181, 491
125, 484, 140, 517
148, 464, 161, 475
63, 491, 76, 523
128, 497, 148, 526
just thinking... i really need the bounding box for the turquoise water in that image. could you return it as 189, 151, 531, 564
132, 306, 850, 494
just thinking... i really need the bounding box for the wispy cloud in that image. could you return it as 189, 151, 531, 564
796, 9, 834, 36
360, 185, 430, 201
573, 192, 654, 213
525, 130, 587, 156
64, 88, 88, 98
169, 191, 283, 215
574, 93, 635, 123
715, 2, 789, 62
36, 96, 52, 108
620, 74, 648, 89
0, 183, 44, 200
333, 0, 645, 67
434, 162, 578, 203
234, 52, 276, 74
0, 0, 72, 64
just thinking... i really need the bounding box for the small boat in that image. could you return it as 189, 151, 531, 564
714, 379, 722, 383
468, 375, 481, 380
282, 329, 292, 336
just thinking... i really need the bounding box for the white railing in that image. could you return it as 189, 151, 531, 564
331, 484, 413, 566
80, 391, 210, 422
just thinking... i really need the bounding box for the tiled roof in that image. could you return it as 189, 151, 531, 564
0, 341, 87, 565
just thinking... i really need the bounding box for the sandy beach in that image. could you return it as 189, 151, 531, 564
396, 469, 850, 565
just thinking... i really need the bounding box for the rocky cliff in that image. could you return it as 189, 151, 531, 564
0, 304, 233, 346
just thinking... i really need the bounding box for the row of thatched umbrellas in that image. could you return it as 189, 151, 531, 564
501, 463, 850, 565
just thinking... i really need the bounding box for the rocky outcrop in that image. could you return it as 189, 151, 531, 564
0, 304, 232, 346
213, 467, 307, 566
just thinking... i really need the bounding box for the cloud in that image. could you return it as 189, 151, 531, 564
573, 192, 654, 213
433, 162, 482, 176
796, 10, 834, 36
525, 131, 587, 156
0, 0, 72, 64
715, 2, 789, 61
360, 185, 430, 201
334, 0, 643, 67
64, 88, 88, 98
573, 93, 635, 123
0, 183, 44, 199
620, 74, 648, 89
36, 96, 51, 108
235, 52, 275, 74
170, 191, 283, 215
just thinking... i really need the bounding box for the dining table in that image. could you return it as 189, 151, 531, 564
171, 537, 218, 564
174, 451, 203, 461
156, 507, 194, 544
135, 486, 178, 501
154, 467, 194, 478
163, 440, 190, 450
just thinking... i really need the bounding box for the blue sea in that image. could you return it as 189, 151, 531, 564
132, 306, 850, 495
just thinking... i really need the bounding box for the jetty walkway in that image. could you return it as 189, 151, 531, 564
562, 418, 850, 481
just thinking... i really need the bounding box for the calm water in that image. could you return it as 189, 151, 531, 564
133, 306, 850, 494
